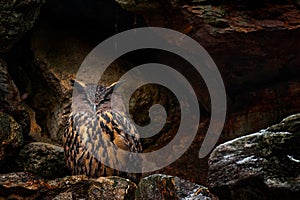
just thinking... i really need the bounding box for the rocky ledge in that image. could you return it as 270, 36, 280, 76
0, 173, 215, 200
208, 114, 300, 200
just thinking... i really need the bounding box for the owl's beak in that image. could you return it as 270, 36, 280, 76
93, 104, 96, 113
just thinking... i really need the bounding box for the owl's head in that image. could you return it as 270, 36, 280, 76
73, 80, 121, 112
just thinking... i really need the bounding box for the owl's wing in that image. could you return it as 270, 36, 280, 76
99, 110, 142, 153
98, 110, 143, 176
64, 110, 142, 178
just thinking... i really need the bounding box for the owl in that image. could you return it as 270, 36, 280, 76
63, 80, 142, 183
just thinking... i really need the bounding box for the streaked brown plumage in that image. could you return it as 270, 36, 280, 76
63, 80, 142, 183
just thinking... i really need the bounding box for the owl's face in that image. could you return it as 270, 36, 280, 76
85, 84, 112, 112
73, 80, 120, 112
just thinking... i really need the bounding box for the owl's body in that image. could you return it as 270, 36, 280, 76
63, 81, 142, 183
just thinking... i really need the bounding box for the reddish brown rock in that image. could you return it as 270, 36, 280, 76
0, 173, 137, 199
2, 0, 297, 188
0, 172, 49, 199
114, 0, 300, 184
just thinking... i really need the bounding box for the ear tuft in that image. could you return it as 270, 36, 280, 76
72, 80, 87, 92
108, 80, 123, 89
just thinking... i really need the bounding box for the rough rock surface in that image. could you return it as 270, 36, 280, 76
0, 60, 28, 172
0, 0, 298, 194
0, 0, 45, 52
174, 176, 217, 200
27, 0, 300, 184
208, 114, 300, 200
0, 58, 30, 142
0, 172, 217, 199
48, 176, 137, 200
17, 142, 68, 179
30, 23, 181, 151
82, 176, 137, 200
137, 174, 178, 199
0, 173, 138, 200
0, 112, 23, 162
0, 172, 49, 199
114, 0, 300, 184
136, 174, 216, 200
0, 58, 22, 110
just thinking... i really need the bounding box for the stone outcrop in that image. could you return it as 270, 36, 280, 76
208, 114, 300, 200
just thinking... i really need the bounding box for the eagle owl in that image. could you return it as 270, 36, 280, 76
63, 80, 142, 183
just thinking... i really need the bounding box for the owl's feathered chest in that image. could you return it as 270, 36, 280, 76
67, 109, 141, 150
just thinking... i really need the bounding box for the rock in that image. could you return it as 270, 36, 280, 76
208, 114, 300, 200
45, 175, 89, 199
17, 142, 68, 179
136, 174, 178, 199
0, 112, 23, 173
47, 176, 137, 200
174, 176, 217, 200
30, 21, 181, 149
29, 24, 84, 144
0, 0, 45, 52
23, 103, 44, 143
114, 0, 188, 29
0, 112, 23, 160
114, 0, 300, 184
86, 176, 137, 200
0, 172, 49, 199
0, 173, 85, 199
0, 58, 31, 141
3, 0, 296, 187
0, 173, 138, 199
267, 113, 300, 133
47, 175, 137, 200
136, 174, 216, 200
0, 58, 21, 109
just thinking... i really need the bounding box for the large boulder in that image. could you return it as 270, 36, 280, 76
208, 114, 300, 199
17, 142, 68, 179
